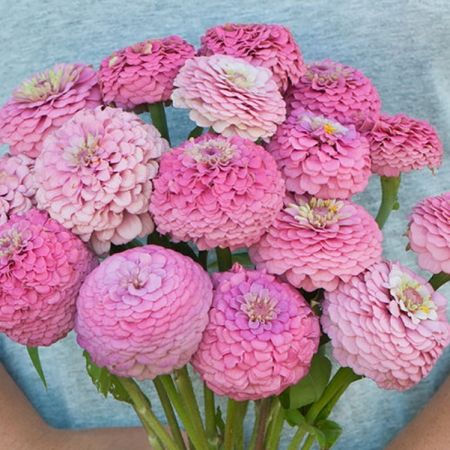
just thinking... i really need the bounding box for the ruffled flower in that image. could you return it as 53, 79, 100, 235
322, 261, 450, 390
267, 109, 371, 199
75, 245, 213, 380
249, 197, 382, 291
172, 55, 286, 141
35, 106, 168, 255
408, 192, 450, 274
286, 60, 381, 128
192, 264, 320, 400
199, 23, 305, 93
365, 114, 443, 177
0, 153, 36, 224
0, 209, 97, 346
99, 36, 196, 109
149, 133, 285, 250
0, 63, 101, 159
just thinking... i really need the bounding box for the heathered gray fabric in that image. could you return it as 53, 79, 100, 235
0, 1, 449, 449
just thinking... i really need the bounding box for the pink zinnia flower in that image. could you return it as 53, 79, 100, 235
172, 55, 286, 141
365, 114, 443, 177
322, 261, 450, 390
192, 264, 320, 400
0, 63, 101, 159
0, 209, 97, 346
408, 192, 450, 274
75, 245, 213, 380
249, 197, 382, 291
150, 133, 285, 250
286, 60, 381, 128
0, 153, 36, 224
199, 23, 305, 93
35, 106, 168, 255
99, 36, 196, 109
267, 109, 371, 199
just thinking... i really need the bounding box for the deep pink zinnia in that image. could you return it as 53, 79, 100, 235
322, 261, 450, 390
249, 197, 382, 291
75, 245, 213, 380
365, 113, 443, 177
286, 59, 381, 129
172, 55, 286, 141
192, 264, 320, 400
35, 106, 168, 255
149, 133, 285, 250
0, 153, 36, 224
0, 209, 97, 346
408, 192, 450, 274
0, 63, 101, 159
199, 23, 305, 94
99, 36, 196, 109
267, 108, 371, 199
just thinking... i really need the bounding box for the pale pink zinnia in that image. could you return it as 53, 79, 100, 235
322, 261, 450, 390
149, 133, 285, 250
99, 36, 196, 109
0, 209, 97, 346
286, 60, 381, 128
408, 192, 450, 274
249, 197, 382, 291
267, 109, 371, 199
75, 245, 213, 380
365, 114, 443, 177
0, 153, 36, 224
192, 264, 320, 400
199, 23, 305, 93
0, 63, 101, 159
35, 106, 168, 255
172, 55, 286, 141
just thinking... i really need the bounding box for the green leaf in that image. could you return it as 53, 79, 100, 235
147, 231, 198, 263
27, 346, 47, 389
283, 353, 332, 409
83, 351, 132, 404
188, 126, 204, 139
315, 420, 342, 449
215, 406, 225, 436
284, 409, 306, 427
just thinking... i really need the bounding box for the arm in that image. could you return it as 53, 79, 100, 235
0, 364, 149, 450
387, 376, 450, 450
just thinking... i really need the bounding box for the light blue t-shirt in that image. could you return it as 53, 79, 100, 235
0, 1, 449, 449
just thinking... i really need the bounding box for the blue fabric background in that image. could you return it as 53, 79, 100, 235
0, 1, 449, 448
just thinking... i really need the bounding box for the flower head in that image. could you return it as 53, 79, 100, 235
199, 23, 305, 93
0, 153, 36, 224
249, 197, 382, 291
286, 60, 381, 128
0, 63, 101, 159
75, 245, 213, 380
322, 261, 450, 390
172, 55, 286, 141
365, 114, 443, 177
35, 106, 168, 255
149, 133, 285, 250
267, 109, 371, 199
408, 192, 450, 274
99, 36, 196, 109
192, 264, 320, 400
0, 209, 97, 346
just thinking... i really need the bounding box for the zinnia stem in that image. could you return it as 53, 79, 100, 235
300, 434, 315, 450
153, 378, 187, 450
148, 102, 171, 144
198, 250, 208, 270
203, 383, 218, 447
429, 272, 450, 290
253, 397, 272, 450
287, 428, 307, 450
119, 377, 178, 450
216, 247, 233, 272
223, 399, 242, 450
375, 175, 401, 229
233, 400, 249, 450
265, 399, 285, 450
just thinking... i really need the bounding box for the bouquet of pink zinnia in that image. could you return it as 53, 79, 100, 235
0, 23, 449, 450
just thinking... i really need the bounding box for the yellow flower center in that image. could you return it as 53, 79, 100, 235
290, 198, 344, 228
186, 139, 235, 165
0, 229, 23, 258
242, 292, 277, 324
225, 69, 253, 89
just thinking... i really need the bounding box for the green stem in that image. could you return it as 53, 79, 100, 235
199, 250, 208, 270
149, 102, 171, 144
119, 377, 177, 450
265, 399, 285, 450
203, 383, 218, 448
248, 402, 260, 449
234, 401, 248, 450
223, 399, 248, 450
216, 247, 233, 272
375, 175, 401, 229
223, 399, 237, 450
287, 428, 307, 450
429, 272, 450, 290
253, 398, 272, 450
153, 378, 187, 450
300, 434, 315, 450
